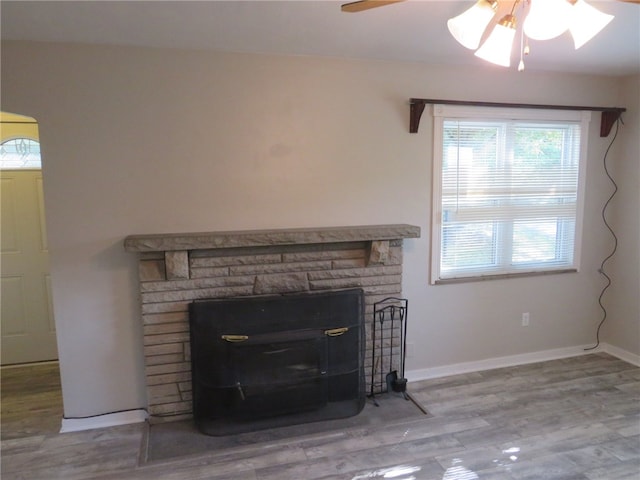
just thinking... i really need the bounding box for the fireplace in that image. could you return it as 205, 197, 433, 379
124, 224, 420, 424
189, 289, 365, 435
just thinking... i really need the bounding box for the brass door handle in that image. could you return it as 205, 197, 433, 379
221, 335, 249, 342
324, 327, 349, 337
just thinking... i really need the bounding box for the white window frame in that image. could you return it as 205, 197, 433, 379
430, 104, 591, 284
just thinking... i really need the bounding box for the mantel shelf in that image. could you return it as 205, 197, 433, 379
124, 224, 421, 253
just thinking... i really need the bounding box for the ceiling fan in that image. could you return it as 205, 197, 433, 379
341, 0, 639, 13
341, 0, 639, 69
341, 0, 405, 12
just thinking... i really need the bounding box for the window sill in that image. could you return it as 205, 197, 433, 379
433, 268, 578, 285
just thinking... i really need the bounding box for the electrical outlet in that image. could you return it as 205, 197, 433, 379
522, 312, 530, 327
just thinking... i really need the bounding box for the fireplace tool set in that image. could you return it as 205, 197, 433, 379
369, 296, 409, 406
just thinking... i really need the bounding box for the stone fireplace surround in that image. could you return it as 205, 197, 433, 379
124, 224, 420, 423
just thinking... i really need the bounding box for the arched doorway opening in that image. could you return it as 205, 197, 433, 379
1, 111, 58, 365
1, 111, 63, 440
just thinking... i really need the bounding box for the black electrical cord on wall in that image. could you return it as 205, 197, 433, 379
585, 118, 621, 352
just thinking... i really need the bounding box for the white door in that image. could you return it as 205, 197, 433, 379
1, 169, 57, 364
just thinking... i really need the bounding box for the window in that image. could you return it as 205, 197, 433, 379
1, 138, 41, 169
431, 105, 590, 283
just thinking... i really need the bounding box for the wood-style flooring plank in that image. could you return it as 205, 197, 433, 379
1, 362, 63, 441
1, 353, 638, 480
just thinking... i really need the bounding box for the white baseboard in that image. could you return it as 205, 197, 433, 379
405, 343, 640, 383
55, 345, 637, 433
60, 409, 148, 433
601, 342, 640, 366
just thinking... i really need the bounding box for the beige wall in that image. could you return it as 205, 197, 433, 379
2, 41, 637, 418
604, 74, 640, 355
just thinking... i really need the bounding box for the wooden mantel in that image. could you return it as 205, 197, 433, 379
124, 224, 421, 253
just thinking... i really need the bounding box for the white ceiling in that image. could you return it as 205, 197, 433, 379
2, 0, 639, 76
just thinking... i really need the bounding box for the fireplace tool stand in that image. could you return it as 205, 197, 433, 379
369, 297, 410, 406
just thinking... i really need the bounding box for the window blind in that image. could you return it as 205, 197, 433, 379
431, 106, 589, 283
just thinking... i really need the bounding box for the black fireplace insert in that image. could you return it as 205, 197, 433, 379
189, 288, 365, 435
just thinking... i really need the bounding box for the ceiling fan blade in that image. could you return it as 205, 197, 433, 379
341, 0, 636, 14
341, 1, 405, 13
342, 0, 638, 14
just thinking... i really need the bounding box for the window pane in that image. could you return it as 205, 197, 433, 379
442, 221, 497, 271
514, 126, 565, 168
0, 139, 41, 169
513, 221, 555, 263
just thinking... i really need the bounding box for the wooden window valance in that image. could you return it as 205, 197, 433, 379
409, 98, 625, 137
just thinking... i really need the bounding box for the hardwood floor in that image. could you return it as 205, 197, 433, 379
1, 353, 638, 479
1, 362, 63, 441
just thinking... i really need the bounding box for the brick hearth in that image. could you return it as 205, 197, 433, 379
125, 224, 420, 422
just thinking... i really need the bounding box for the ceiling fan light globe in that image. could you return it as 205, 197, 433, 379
569, 0, 614, 49
474, 16, 517, 67
523, 0, 572, 40
447, 0, 497, 50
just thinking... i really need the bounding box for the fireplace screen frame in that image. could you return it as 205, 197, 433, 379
189, 288, 366, 435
